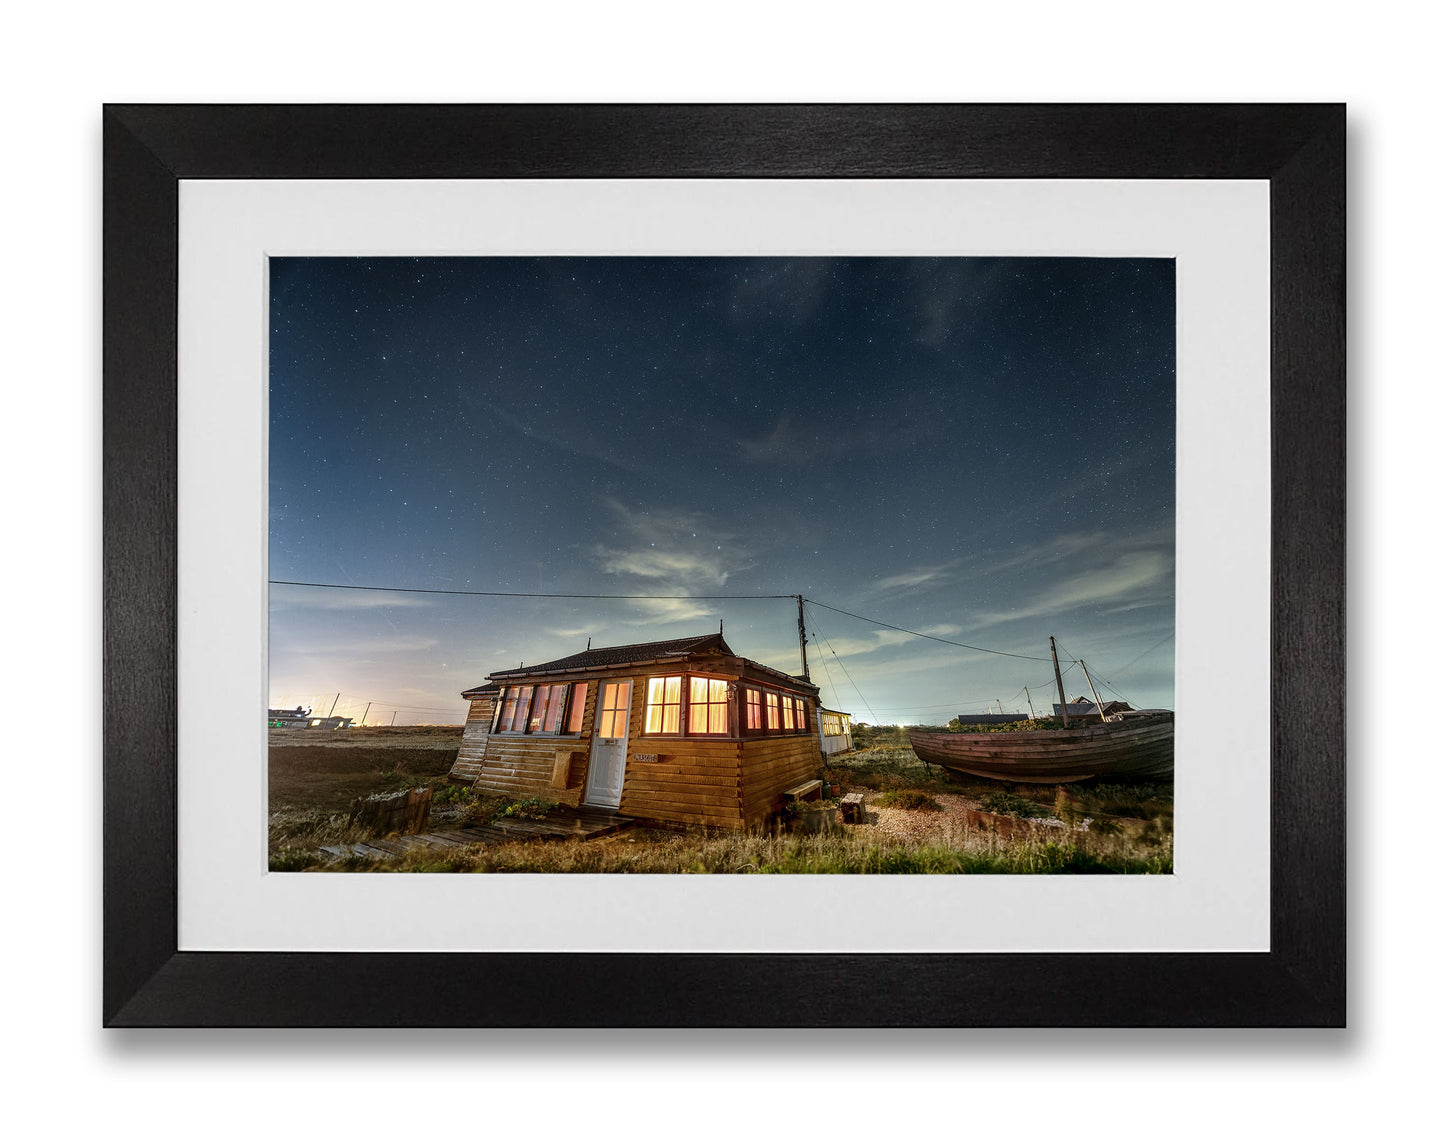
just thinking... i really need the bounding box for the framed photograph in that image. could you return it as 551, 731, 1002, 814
104, 104, 1343, 1026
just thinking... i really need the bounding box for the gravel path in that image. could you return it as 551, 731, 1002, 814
866, 792, 978, 844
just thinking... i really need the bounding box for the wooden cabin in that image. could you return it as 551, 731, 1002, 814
448, 633, 824, 830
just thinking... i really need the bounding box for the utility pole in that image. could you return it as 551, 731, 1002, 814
796, 595, 810, 681
326, 692, 340, 719
1024, 686, 1036, 719
1050, 636, 1070, 729
390, 711, 397, 727
360, 702, 371, 726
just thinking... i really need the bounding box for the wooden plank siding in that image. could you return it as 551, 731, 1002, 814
739, 734, 825, 828
458, 685, 599, 804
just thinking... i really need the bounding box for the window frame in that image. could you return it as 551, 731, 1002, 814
641, 672, 737, 739
741, 680, 814, 737
492, 681, 583, 736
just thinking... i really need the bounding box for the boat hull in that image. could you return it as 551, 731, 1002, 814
908, 714, 1174, 784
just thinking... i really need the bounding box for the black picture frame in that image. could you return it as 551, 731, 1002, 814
103, 104, 1344, 1027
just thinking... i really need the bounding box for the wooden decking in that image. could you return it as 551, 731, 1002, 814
317, 807, 634, 860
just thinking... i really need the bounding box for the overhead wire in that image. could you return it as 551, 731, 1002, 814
802, 598, 1052, 661
802, 604, 880, 725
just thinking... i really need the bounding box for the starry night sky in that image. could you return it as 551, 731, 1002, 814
269, 256, 1175, 726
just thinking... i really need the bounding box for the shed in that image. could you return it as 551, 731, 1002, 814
817, 707, 854, 756
448, 632, 823, 830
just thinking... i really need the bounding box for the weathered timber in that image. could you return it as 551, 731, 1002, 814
908, 713, 1174, 784
346, 786, 433, 835
839, 792, 867, 824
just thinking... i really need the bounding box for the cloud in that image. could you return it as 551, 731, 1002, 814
972, 550, 1173, 628
268, 585, 435, 611
588, 498, 750, 588
871, 564, 961, 593
980, 531, 1113, 574
271, 634, 441, 657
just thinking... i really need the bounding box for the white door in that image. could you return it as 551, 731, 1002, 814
583, 680, 632, 808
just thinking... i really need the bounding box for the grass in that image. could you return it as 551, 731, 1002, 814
266, 726, 1173, 874
304, 828, 1171, 875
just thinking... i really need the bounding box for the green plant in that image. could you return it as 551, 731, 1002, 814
1056, 793, 1078, 827
497, 796, 560, 821
980, 793, 1045, 819
432, 783, 473, 805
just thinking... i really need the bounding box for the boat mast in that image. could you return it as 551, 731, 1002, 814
1079, 660, 1106, 723
1050, 636, 1070, 728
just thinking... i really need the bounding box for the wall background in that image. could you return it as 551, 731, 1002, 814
3, 3, 1418, 1120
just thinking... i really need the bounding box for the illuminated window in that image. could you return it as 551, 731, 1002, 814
689, 676, 730, 735
529, 684, 567, 732
745, 687, 762, 732
781, 694, 796, 730
596, 681, 631, 738
765, 691, 780, 730
644, 675, 682, 733
563, 682, 588, 734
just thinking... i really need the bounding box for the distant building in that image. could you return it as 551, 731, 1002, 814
955, 713, 1028, 726
818, 708, 854, 756
1052, 696, 1132, 720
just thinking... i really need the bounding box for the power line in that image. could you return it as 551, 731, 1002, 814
270, 580, 791, 601
802, 599, 1051, 662
802, 605, 880, 725
272, 580, 1054, 661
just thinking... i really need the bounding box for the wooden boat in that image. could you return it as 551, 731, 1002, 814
907, 635, 1173, 783
908, 711, 1174, 783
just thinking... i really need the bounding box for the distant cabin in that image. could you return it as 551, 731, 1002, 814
955, 713, 1028, 726
1052, 696, 1132, 721
818, 708, 854, 756
448, 632, 823, 831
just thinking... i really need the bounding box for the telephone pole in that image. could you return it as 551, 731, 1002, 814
796, 595, 810, 680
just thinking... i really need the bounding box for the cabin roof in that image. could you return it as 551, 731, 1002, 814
1053, 697, 1131, 715
463, 632, 817, 696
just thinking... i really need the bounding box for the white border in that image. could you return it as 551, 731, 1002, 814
178, 179, 1268, 952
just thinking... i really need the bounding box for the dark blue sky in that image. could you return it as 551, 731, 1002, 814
269, 256, 1175, 725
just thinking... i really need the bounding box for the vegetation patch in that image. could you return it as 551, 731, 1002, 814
497, 797, 561, 821
285, 831, 1170, 876
875, 790, 943, 812
980, 793, 1046, 819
